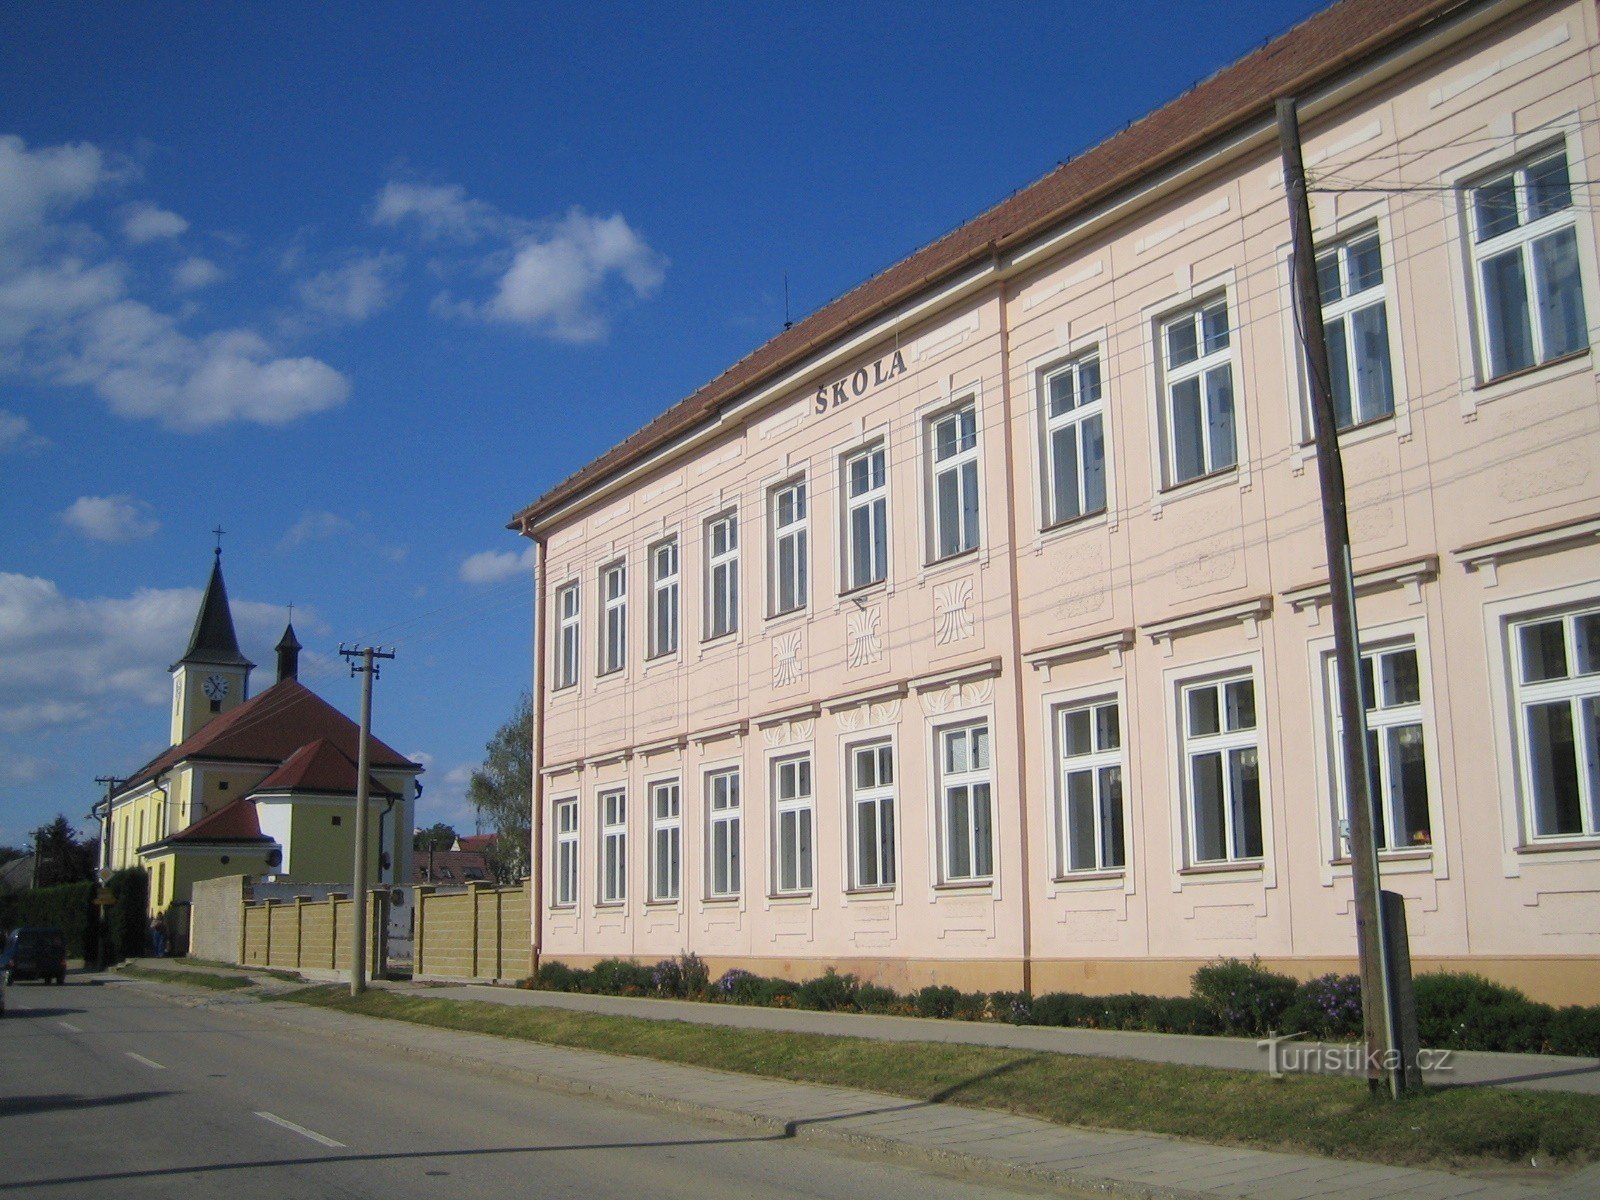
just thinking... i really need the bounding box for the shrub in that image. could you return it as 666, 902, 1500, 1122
854, 983, 900, 1014
952, 991, 989, 1021
1141, 995, 1219, 1035
1191, 957, 1299, 1035
1547, 1005, 1600, 1058
677, 952, 711, 999
990, 991, 1033, 1025
650, 957, 684, 997
712, 968, 758, 1001
1027, 991, 1100, 1028
533, 960, 590, 992
1281, 973, 1364, 1040
1094, 993, 1153, 1030
1414, 972, 1552, 1053
795, 968, 859, 1012
586, 958, 655, 996
913, 984, 961, 1019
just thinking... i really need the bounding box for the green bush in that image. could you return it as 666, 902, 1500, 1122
990, 991, 1032, 1024
1414, 973, 1552, 1053
951, 991, 989, 1021
533, 960, 591, 992
911, 984, 960, 1019
1191, 957, 1299, 1035
1141, 995, 1218, 1034
1027, 991, 1099, 1028
854, 983, 899, 1014
1281, 973, 1364, 1040
794, 968, 859, 1012
12, 881, 95, 959
677, 952, 711, 999
105, 868, 149, 964
1547, 1005, 1600, 1058
585, 958, 655, 995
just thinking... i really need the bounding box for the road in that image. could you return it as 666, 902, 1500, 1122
0, 975, 1073, 1199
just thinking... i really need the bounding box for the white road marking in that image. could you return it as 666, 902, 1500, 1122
125, 1052, 165, 1070
57, 1021, 82, 1033
255, 1111, 346, 1148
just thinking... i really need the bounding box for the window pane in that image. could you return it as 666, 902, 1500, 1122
857, 802, 879, 887
1101, 765, 1126, 868
1348, 235, 1384, 292
880, 800, 896, 886
1482, 248, 1535, 376
1382, 649, 1421, 707
1349, 302, 1394, 422
1225, 679, 1256, 730
1079, 358, 1102, 404
946, 786, 971, 877
934, 416, 958, 461
1326, 313, 1355, 430
1205, 365, 1236, 471
945, 730, 968, 774
850, 505, 872, 586
1585, 696, 1600, 834
1066, 770, 1096, 871
871, 499, 887, 581
1192, 751, 1226, 861
1230, 747, 1263, 858
1188, 686, 1220, 737
1527, 700, 1582, 836
936, 468, 961, 557
1050, 424, 1080, 522
973, 724, 990, 769
1082, 413, 1106, 514
1520, 620, 1568, 683
1474, 174, 1520, 241
1048, 369, 1075, 416
1166, 316, 1198, 367
1577, 613, 1600, 676
1202, 302, 1230, 353
1316, 250, 1342, 305
960, 459, 979, 551
1389, 724, 1431, 848
1062, 707, 1092, 757
1170, 376, 1205, 482
712, 823, 728, 894
1528, 153, 1573, 219
972, 782, 993, 877
1097, 703, 1120, 751
877, 745, 894, 785
729, 820, 741, 890
1532, 227, 1588, 360
957, 407, 976, 450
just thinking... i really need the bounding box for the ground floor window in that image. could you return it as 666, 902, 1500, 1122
848, 741, 896, 889
937, 722, 993, 882
598, 789, 627, 903
1512, 607, 1600, 840
706, 768, 741, 897
1181, 674, 1263, 865
1330, 643, 1431, 852
553, 797, 579, 906
649, 780, 681, 901
1054, 698, 1125, 874
772, 754, 814, 894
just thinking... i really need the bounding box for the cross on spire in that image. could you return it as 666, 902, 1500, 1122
212, 525, 226, 556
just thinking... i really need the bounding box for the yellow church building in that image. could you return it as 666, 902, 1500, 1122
99, 550, 422, 915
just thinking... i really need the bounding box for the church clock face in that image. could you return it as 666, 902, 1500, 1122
203, 674, 230, 702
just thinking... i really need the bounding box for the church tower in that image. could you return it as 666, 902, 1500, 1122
170, 548, 255, 744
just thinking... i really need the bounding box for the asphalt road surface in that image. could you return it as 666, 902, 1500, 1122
0, 975, 1076, 1199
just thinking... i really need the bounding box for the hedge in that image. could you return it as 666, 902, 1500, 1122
517, 955, 1600, 1057
0, 868, 150, 965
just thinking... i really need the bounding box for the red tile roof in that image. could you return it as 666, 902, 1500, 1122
167, 796, 269, 844
455, 833, 496, 853
411, 848, 492, 885
510, 0, 1467, 531
119, 678, 419, 796
251, 738, 400, 799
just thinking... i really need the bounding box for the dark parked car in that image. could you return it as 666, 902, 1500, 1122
1, 927, 68, 986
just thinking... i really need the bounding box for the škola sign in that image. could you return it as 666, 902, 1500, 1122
813, 350, 907, 414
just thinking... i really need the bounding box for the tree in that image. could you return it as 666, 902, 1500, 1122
0, 846, 25, 868
413, 822, 459, 852
30, 814, 95, 888
467, 691, 532, 883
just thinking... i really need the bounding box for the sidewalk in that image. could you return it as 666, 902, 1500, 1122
117, 963, 1600, 1200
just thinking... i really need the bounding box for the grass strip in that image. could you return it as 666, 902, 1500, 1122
174, 955, 303, 982
119, 964, 255, 991
283, 985, 1597, 1173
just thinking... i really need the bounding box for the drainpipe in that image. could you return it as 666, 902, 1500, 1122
528, 529, 548, 973
377, 791, 397, 884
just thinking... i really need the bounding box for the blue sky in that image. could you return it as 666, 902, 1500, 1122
0, 0, 1325, 847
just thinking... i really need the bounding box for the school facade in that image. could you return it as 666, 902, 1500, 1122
510, 0, 1600, 1004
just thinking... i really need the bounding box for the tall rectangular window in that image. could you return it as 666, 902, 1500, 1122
1043, 354, 1107, 525
1182, 675, 1263, 864
649, 537, 679, 658
705, 511, 739, 639
649, 779, 681, 902
848, 742, 896, 889
844, 445, 888, 590
938, 722, 993, 882
553, 797, 579, 906
929, 402, 980, 560
1331, 645, 1431, 852
706, 768, 742, 898
1468, 148, 1589, 380
772, 754, 813, 894
1512, 608, 1600, 840
599, 560, 626, 675
598, 789, 627, 903
770, 479, 808, 615
554, 582, 580, 690
1055, 699, 1125, 874
1161, 298, 1236, 485
1315, 230, 1395, 429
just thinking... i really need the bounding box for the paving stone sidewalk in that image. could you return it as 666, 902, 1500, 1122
120, 963, 1600, 1200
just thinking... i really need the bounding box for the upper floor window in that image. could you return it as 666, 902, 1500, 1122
706, 768, 742, 899
1042, 354, 1107, 526
705, 511, 739, 640
938, 722, 993, 882
649, 537, 679, 658
649, 779, 681, 902
598, 789, 627, 904
552, 797, 579, 906
929, 402, 980, 560
1315, 229, 1395, 429
554, 582, 580, 690
770, 479, 808, 616
1181, 674, 1262, 865
599, 560, 627, 675
1054, 698, 1125, 875
844, 445, 888, 590
1160, 298, 1236, 486
772, 753, 814, 895
1512, 608, 1600, 841
1468, 148, 1589, 380
1331, 645, 1431, 853
848, 741, 896, 890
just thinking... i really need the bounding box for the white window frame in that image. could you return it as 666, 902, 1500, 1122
1465, 144, 1591, 382
769, 477, 809, 617
598, 788, 627, 904
1052, 697, 1125, 877
704, 510, 739, 640
552, 796, 579, 907
1510, 605, 1600, 842
1179, 672, 1264, 867
1041, 351, 1109, 527
1157, 295, 1238, 488
1328, 641, 1434, 855
648, 778, 682, 902
927, 399, 981, 562
598, 559, 626, 676
842, 442, 888, 591
1313, 226, 1397, 431
705, 767, 742, 899
935, 720, 994, 883
771, 753, 814, 895
554, 581, 580, 690
648, 536, 679, 659
847, 740, 896, 890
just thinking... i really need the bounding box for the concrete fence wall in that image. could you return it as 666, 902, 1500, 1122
414, 881, 531, 983
239, 892, 384, 977
189, 874, 248, 964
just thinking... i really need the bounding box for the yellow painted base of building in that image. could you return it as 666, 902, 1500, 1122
535, 952, 1600, 1008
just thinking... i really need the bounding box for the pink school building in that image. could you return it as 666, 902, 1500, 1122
510, 0, 1600, 1003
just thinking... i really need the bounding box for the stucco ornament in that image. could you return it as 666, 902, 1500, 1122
934, 578, 975, 644
772, 631, 803, 688
846, 606, 884, 667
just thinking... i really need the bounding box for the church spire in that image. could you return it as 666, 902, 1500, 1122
173, 547, 255, 670
276, 621, 302, 683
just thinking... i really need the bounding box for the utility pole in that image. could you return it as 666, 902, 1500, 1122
1277, 98, 1412, 1096
339, 644, 395, 996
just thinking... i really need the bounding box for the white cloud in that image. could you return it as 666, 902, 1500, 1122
172, 256, 223, 291
371, 181, 513, 243
122, 203, 188, 244
0, 134, 111, 258
0, 754, 49, 784
0, 409, 47, 453
296, 250, 402, 322
459, 544, 538, 585
279, 509, 352, 549
59, 494, 160, 542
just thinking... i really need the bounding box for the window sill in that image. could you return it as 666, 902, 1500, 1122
702, 894, 741, 905
594, 901, 626, 910
549, 903, 577, 912
595, 668, 625, 683
1331, 848, 1432, 866
1476, 347, 1590, 393
1517, 837, 1600, 855
1158, 465, 1238, 500
1051, 869, 1125, 884
766, 892, 812, 902
839, 580, 889, 604
933, 879, 993, 892
1040, 508, 1109, 540
844, 885, 896, 897
1178, 859, 1263, 877
643, 898, 680, 908
1297, 411, 1397, 452
763, 606, 811, 633
644, 650, 681, 669
1467, 348, 1591, 411
924, 547, 981, 574
700, 631, 739, 652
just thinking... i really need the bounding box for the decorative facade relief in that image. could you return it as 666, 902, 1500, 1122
934, 578, 975, 644
868, 699, 902, 726
772, 631, 803, 688
846, 606, 884, 667
1056, 545, 1108, 620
